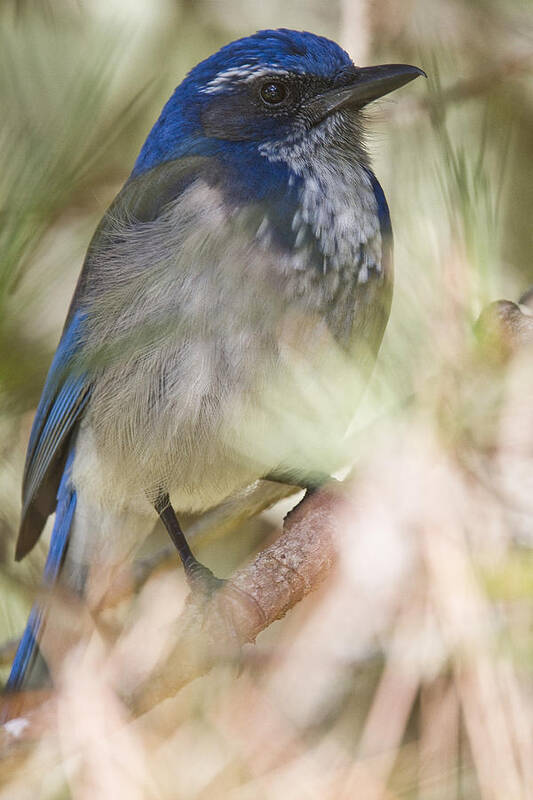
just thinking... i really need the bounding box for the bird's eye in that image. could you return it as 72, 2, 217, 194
260, 81, 288, 106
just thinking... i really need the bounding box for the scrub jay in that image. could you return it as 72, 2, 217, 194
6, 28, 423, 690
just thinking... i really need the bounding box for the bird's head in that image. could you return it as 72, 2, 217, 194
134, 29, 424, 180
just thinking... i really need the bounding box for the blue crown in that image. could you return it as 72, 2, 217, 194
186, 29, 353, 86
133, 30, 354, 176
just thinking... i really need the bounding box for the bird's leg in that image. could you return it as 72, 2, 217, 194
154, 493, 266, 640
154, 493, 224, 594
153, 493, 264, 660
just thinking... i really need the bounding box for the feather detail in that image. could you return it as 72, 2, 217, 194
6, 449, 77, 691
16, 312, 89, 561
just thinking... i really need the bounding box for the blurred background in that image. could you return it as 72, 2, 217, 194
0, 0, 532, 797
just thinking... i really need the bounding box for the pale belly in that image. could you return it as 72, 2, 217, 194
71, 307, 365, 517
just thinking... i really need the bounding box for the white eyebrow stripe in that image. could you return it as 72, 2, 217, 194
201, 65, 290, 94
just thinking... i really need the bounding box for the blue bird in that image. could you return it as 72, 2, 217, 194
5, 29, 423, 691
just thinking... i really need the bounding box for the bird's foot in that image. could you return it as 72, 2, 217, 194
184, 559, 265, 664
184, 559, 226, 596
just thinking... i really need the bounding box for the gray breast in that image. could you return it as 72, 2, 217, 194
77, 173, 390, 512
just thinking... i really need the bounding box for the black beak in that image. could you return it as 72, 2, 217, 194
309, 63, 426, 121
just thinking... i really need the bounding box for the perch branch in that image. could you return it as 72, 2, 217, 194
129, 484, 345, 714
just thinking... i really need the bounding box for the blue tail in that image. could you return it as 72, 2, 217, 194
5, 449, 77, 692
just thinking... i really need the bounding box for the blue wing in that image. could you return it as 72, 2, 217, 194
7, 313, 88, 687
15, 311, 90, 561
6, 449, 77, 691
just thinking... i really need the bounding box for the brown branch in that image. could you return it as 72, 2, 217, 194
475, 295, 533, 360
129, 484, 345, 714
